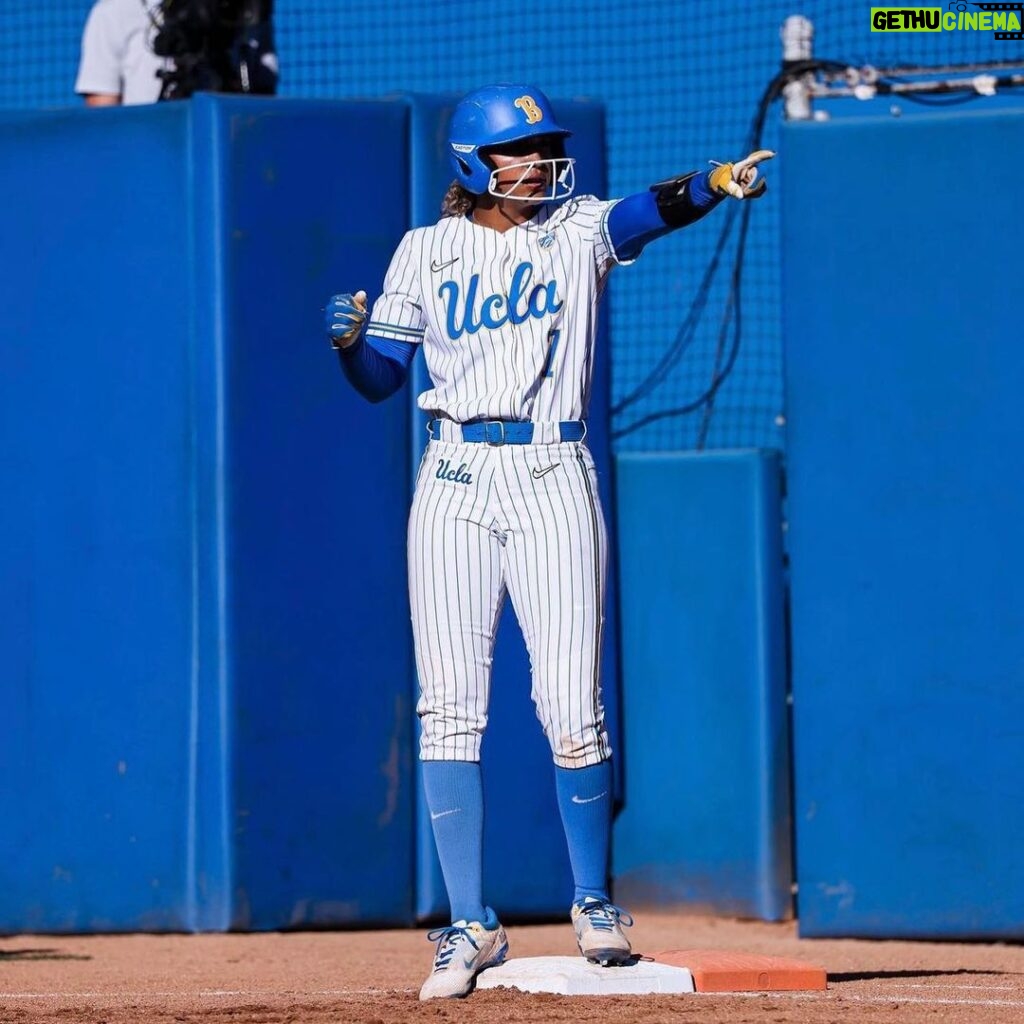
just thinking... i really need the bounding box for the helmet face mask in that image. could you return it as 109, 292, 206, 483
447, 84, 575, 200
485, 156, 576, 203
479, 133, 574, 202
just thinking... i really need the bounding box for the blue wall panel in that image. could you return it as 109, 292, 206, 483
211, 98, 414, 928
0, 96, 415, 931
612, 451, 792, 920
407, 98, 623, 921
0, 104, 199, 931
782, 110, 1024, 938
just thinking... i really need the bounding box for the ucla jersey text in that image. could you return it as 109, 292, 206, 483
437, 261, 563, 340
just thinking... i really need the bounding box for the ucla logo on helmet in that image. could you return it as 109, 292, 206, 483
514, 95, 544, 125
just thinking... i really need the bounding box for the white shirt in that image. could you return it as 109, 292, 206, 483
368, 196, 632, 424
75, 0, 169, 105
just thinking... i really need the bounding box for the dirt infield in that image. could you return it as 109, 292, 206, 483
2, 911, 1022, 1024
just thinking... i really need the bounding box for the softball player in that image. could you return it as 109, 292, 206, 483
325, 84, 772, 1000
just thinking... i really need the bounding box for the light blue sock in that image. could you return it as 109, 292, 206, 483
422, 760, 487, 924
554, 760, 613, 904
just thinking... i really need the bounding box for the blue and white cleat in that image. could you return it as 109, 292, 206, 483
571, 897, 634, 966
418, 911, 509, 1000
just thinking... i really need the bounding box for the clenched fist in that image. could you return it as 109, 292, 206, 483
326, 291, 368, 350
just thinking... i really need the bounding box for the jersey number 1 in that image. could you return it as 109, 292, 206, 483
543, 328, 561, 379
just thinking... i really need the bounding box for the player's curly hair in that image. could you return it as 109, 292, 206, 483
441, 180, 476, 218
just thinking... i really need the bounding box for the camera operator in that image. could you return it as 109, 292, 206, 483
76, 0, 277, 107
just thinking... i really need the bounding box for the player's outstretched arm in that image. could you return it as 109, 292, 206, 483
324, 292, 415, 403
607, 149, 775, 262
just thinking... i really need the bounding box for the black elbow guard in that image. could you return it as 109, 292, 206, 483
651, 171, 712, 228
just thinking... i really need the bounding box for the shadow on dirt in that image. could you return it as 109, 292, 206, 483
0, 948, 92, 962
831, 968, 1019, 982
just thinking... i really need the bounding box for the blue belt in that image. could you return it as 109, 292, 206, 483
429, 419, 585, 445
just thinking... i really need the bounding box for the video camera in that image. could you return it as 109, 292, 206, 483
152, 0, 278, 101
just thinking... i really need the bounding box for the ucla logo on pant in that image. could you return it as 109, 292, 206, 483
437, 459, 473, 485
438, 261, 563, 340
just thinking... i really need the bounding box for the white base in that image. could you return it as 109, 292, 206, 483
475, 956, 695, 995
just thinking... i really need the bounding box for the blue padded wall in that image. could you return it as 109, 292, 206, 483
612, 451, 792, 920
407, 98, 622, 920
782, 110, 1024, 938
210, 97, 414, 929
0, 96, 415, 931
0, 104, 197, 932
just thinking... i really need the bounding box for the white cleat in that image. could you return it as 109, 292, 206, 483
418, 915, 509, 1000
571, 897, 634, 966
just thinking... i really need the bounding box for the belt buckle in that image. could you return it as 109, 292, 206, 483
483, 421, 506, 446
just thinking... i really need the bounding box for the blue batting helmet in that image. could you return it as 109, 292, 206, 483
447, 84, 572, 195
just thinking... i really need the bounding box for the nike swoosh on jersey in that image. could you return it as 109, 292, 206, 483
571, 791, 608, 805
430, 808, 461, 821
430, 257, 460, 272
531, 463, 561, 479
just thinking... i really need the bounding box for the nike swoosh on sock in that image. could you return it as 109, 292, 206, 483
571, 791, 608, 805
430, 807, 462, 821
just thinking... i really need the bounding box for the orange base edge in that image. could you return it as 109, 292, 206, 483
651, 949, 828, 992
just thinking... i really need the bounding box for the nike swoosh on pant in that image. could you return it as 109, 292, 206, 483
571, 791, 608, 805
532, 463, 561, 479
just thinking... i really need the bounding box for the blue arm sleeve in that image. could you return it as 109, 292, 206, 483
608, 170, 722, 261
338, 333, 416, 403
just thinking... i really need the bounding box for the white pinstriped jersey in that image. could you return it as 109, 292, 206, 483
366, 195, 632, 423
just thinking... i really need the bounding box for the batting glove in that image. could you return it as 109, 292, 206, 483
709, 149, 775, 200
326, 291, 368, 350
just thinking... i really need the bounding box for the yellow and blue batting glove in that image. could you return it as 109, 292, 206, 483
326, 291, 368, 350
709, 149, 775, 200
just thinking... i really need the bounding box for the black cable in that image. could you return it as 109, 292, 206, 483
614, 198, 754, 442
872, 71, 994, 106
825, 58, 1024, 78
609, 202, 739, 417
873, 76, 990, 106
697, 199, 750, 448
894, 91, 986, 106
612, 55, 1023, 443
611, 59, 799, 440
